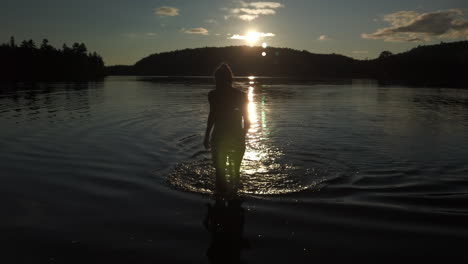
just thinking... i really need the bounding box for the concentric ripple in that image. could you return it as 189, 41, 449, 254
166, 157, 333, 195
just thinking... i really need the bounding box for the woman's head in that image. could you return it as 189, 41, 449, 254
214, 63, 233, 89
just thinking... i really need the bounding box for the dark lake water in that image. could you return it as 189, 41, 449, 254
1, 77, 468, 263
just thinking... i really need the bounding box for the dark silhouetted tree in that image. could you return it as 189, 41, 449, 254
72, 42, 87, 54
20, 39, 36, 49
10, 36, 15, 47
0, 37, 105, 81
40, 39, 54, 51
379, 51, 393, 59
62, 43, 72, 53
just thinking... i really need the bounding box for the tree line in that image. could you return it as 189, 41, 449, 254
0, 37, 105, 81
2, 36, 466, 86
107, 41, 468, 87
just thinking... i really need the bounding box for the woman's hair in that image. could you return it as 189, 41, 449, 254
214, 63, 233, 89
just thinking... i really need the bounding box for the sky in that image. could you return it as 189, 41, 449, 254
1, 0, 467, 65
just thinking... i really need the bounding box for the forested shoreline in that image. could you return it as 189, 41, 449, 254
1, 37, 466, 87
0, 37, 105, 81
107, 41, 468, 87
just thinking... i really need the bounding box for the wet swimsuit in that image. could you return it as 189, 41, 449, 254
208, 88, 248, 151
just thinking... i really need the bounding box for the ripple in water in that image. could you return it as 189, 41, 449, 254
166, 144, 341, 196
167, 161, 325, 196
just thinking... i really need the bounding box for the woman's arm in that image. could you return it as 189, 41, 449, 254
204, 110, 214, 149
204, 92, 215, 150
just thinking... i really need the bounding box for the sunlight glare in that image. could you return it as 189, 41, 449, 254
262, 42, 268, 48
246, 31, 260, 46
248, 76, 255, 80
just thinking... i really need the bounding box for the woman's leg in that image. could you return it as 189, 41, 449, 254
212, 145, 228, 193
230, 145, 245, 190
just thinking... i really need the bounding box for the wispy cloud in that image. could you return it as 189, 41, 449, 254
205, 19, 217, 24
225, 1, 284, 21
318, 35, 330, 41
242, 1, 283, 9
362, 9, 468, 42
155, 6, 179, 16
229, 32, 275, 40
122, 33, 157, 38
237, 14, 258, 21
183, 27, 209, 35
231, 8, 276, 15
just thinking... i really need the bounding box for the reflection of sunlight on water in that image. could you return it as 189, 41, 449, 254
244, 85, 266, 172
241, 80, 320, 193
247, 86, 259, 134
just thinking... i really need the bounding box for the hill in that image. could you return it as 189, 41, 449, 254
132, 46, 355, 78
107, 41, 468, 87
364, 41, 468, 86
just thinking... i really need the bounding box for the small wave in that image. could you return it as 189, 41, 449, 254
166, 157, 337, 196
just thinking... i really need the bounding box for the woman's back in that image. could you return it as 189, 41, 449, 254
208, 88, 247, 144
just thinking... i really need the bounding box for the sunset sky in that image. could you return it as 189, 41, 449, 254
2, 0, 467, 65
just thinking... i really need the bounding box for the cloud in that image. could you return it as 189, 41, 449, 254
122, 33, 158, 38
183, 27, 209, 35
225, 1, 284, 21
205, 19, 217, 24
155, 6, 179, 16
232, 8, 277, 15
238, 14, 259, 21
362, 9, 468, 42
318, 35, 330, 41
241, 1, 284, 9
229, 32, 275, 39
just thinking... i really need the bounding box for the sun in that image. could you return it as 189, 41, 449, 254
245, 31, 260, 46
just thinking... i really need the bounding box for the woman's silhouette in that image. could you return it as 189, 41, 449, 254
204, 64, 250, 194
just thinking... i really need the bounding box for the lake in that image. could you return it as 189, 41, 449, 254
1, 76, 468, 263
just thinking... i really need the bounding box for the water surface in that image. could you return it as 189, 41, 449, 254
1, 77, 468, 262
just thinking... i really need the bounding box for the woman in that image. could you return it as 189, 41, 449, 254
203, 64, 250, 194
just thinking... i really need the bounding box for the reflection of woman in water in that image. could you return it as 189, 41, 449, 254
203, 198, 249, 264
204, 64, 250, 194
